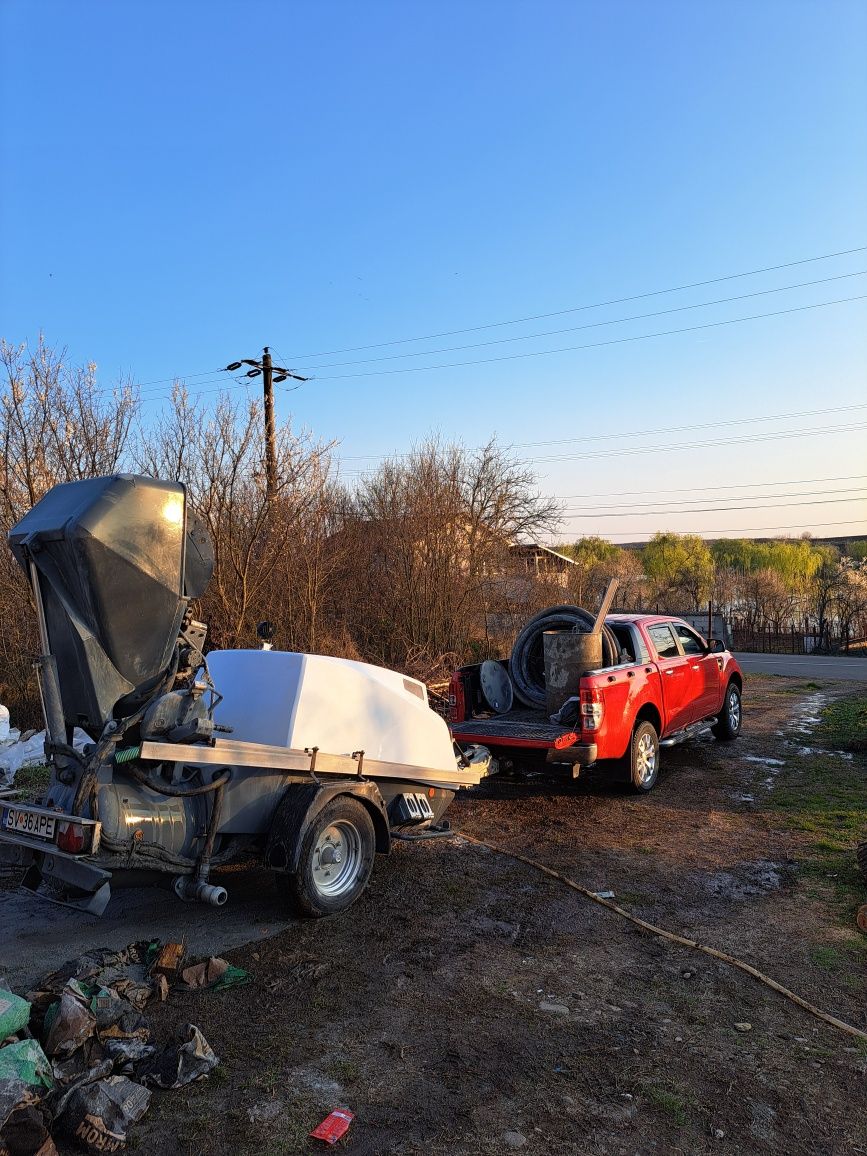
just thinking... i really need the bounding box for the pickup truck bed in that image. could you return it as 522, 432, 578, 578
450, 706, 569, 745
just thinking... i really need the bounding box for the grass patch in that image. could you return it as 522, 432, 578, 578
325, 1056, 359, 1084
797, 853, 866, 910
815, 695, 867, 752
811, 945, 844, 971
9, 763, 52, 799
769, 746, 866, 924
643, 1084, 690, 1126
781, 681, 822, 694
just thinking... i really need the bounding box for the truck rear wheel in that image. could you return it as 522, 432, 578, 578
620, 720, 660, 793
712, 682, 742, 741
276, 796, 375, 917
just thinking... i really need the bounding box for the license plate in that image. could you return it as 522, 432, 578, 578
3, 807, 56, 841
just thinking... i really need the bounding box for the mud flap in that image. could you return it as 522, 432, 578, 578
20, 864, 112, 917
264, 779, 389, 874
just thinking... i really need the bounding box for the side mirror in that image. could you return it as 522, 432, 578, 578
708, 638, 726, 654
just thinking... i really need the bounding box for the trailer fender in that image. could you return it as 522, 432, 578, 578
264, 780, 390, 874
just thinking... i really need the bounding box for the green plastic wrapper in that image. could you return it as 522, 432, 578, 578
0, 992, 30, 1041
0, 1038, 54, 1129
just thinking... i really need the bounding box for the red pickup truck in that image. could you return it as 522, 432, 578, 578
449, 614, 743, 791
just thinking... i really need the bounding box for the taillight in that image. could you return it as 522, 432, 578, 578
56, 821, 86, 854
580, 688, 604, 732
448, 673, 466, 723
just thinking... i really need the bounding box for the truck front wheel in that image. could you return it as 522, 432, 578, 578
620, 720, 660, 793
276, 796, 376, 917
712, 682, 742, 741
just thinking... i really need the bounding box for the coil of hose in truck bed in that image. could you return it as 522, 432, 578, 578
509, 604, 619, 709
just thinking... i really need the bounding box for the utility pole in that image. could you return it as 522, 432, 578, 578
222, 349, 308, 504
262, 346, 276, 501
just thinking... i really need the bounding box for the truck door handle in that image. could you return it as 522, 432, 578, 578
691, 664, 700, 670
664, 669, 674, 675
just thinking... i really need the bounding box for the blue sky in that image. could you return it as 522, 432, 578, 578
2, 0, 865, 541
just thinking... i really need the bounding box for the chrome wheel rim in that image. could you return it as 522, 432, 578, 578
311, 820, 363, 898
728, 689, 741, 731
636, 732, 657, 784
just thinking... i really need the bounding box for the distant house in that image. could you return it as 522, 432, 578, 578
508, 542, 575, 585
481, 542, 577, 641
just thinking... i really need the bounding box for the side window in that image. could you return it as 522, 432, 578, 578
674, 623, 705, 656
647, 624, 680, 659
632, 627, 651, 664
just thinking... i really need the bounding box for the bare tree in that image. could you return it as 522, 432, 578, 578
335, 437, 561, 674
136, 384, 338, 650
0, 338, 138, 725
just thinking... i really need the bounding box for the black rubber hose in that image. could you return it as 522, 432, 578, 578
196, 780, 226, 883
125, 766, 231, 797
509, 604, 619, 709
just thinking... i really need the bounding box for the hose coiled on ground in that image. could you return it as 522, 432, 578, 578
509, 604, 619, 709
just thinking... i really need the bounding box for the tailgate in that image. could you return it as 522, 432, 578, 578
451, 712, 571, 747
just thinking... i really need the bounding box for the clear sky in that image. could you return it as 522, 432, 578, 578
2, 0, 865, 542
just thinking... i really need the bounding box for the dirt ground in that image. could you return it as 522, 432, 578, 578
75, 679, 867, 1152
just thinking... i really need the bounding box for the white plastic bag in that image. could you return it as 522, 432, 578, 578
0, 728, 90, 788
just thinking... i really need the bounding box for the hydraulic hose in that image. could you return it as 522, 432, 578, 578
71, 652, 182, 817
125, 765, 231, 797
510, 604, 619, 709
196, 779, 226, 885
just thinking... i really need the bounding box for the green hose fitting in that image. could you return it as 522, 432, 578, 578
114, 745, 142, 764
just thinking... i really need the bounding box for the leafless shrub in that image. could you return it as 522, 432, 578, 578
0, 338, 137, 725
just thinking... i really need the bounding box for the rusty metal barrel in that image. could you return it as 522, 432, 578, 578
543, 629, 603, 716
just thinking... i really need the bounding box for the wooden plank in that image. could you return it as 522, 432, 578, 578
591, 578, 620, 634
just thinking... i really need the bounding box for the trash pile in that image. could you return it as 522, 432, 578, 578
0, 940, 243, 1154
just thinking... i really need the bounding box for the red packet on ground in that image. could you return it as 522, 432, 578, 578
310, 1109, 354, 1145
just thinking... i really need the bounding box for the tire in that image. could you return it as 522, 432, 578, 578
276, 796, 375, 918
619, 720, 660, 793
712, 682, 742, 742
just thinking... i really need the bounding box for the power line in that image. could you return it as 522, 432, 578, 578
531, 422, 867, 465
559, 497, 867, 518
125, 368, 222, 388
280, 244, 867, 359
559, 487, 866, 513
312, 294, 867, 382
337, 402, 867, 463
85, 242, 867, 397
293, 270, 867, 371
134, 373, 230, 398
550, 474, 867, 500
341, 423, 867, 477
558, 519, 867, 536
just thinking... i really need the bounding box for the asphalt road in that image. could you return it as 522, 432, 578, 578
734, 652, 867, 680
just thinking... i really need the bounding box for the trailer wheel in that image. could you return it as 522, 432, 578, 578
619, 720, 660, 793
712, 682, 742, 741
276, 796, 375, 918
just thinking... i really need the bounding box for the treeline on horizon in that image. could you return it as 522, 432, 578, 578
1, 338, 865, 727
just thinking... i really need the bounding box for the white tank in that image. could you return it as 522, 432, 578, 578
205, 650, 457, 773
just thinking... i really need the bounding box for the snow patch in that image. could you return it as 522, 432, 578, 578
788, 691, 830, 735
